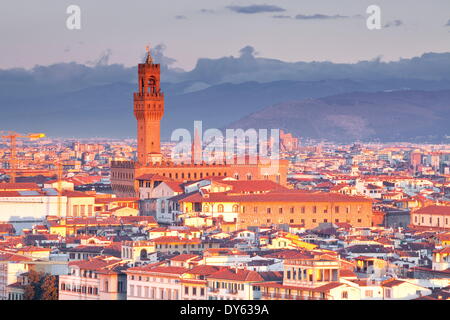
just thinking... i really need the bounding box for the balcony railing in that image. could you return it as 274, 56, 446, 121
261, 292, 325, 300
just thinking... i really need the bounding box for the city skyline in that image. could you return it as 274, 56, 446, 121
1, 0, 450, 306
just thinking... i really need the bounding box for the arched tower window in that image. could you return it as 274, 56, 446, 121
148, 76, 157, 94
218, 204, 224, 213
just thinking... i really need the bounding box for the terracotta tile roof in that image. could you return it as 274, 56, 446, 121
0, 224, 15, 234
434, 247, 450, 254
66, 176, 102, 186
0, 191, 21, 197
0, 183, 39, 190
261, 249, 312, 260
152, 236, 201, 244
185, 265, 222, 276
414, 205, 450, 216
169, 254, 199, 262
17, 246, 51, 252
126, 264, 188, 275
207, 268, 269, 282
163, 181, 184, 193
68, 255, 124, 270
118, 216, 157, 224
339, 269, 357, 278
62, 190, 95, 198
316, 282, 346, 292
382, 279, 407, 288
0, 252, 33, 262
180, 191, 372, 204
219, 180, 288, 193
95, 197, 138, 204
6, 281, 25, 289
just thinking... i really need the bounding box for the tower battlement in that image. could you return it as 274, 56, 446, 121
138, 63, 160, 71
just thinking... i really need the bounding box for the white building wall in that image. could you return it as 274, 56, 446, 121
0, 196, 68, 221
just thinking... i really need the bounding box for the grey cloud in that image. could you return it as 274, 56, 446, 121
445, 19, 450, 26
227, 4, 285, 14
384, 20, 403, 28
295, 14, 350, 20
151, 43, 177, 68
86, 49, 112, 67
239, 45, 258, 58
175, 15, 187, 20
272, 15, 291, 19
199, 9, 215, 14
2, 48, 450, 102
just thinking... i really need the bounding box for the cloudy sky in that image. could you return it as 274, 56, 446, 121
1, 0, 450, 70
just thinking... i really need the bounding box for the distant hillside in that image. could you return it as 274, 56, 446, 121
2, 78, 450, 140
228, 90, 450, 143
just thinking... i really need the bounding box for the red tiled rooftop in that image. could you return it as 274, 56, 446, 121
0, 183, 39, 190
180, 190, 372, 204
414, 205, 450, 216
169, 254, 199, 262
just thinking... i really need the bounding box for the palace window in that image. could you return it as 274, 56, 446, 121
218, 205, 224, 213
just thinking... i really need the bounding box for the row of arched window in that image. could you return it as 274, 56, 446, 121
60, 283, 99, 295
202, 204, 239, 213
